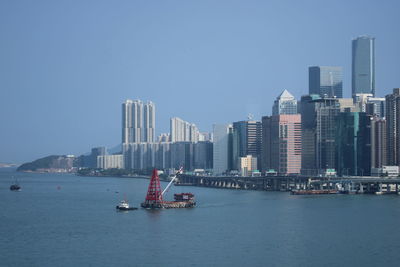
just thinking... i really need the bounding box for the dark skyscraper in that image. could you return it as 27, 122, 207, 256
300, 97, 340, 175
335, 112, 371, 176
352, 36, 375, 96
309, 66, 343, 98
232, 120, 262, 170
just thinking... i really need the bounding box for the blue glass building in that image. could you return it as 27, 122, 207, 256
352, 36, 375, 96
309, 66, 343, 98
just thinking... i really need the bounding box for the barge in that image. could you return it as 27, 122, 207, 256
141, 168, 196, 209
291, 189, 339, 195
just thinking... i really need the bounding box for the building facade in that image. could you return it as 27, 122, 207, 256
232, 120, 262, 170
371, 116, 387, 169
143, 101, 155, 143
385, 88, 400, 166
213, 124, 232, 175
122, 99, 143, 143
272, 89, 298, 115
352, 36, 375, 96
309, 66, 343, 98
300, 97, 341, 175
262, 114, 302, 175
97, 154, 124, 169
240, 155, 258, 176
170, 117, 199, 143
335, 112, 371, 176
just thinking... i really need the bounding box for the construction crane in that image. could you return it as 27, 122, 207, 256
161, 167, 183, 196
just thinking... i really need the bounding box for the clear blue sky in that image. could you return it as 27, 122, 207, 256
1, 0, 399, 163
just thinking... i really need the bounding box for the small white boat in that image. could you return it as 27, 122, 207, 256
116, 200, 137, 211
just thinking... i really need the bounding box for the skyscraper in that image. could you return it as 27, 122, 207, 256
262, 114, 302, 175
309, 66, 343, 98
122, 99, 143, 143
335, 112, 371, 176
213, 124, 233, 175
232, 120, 262, 170
143, 101, 155, 143
300, 97, 341, 175
272, 89, 298, 115
352, 36, 375, 96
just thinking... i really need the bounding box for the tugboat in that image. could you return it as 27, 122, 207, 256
116, 200, 138, 211
10, 177, 21, 191
10, 184, 21, 191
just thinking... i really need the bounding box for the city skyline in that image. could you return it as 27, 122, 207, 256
1, 0, 400, 163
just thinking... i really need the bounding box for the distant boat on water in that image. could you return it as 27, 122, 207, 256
116, 199, 137, 211
10, 177, 21, 191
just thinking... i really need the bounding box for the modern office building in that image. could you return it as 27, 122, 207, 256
352, 36, 375, 96
385, 88, 400, 166
122, 99, 143, 143
143, 101, 155, 143
335, 112, 371, 176
299, 94, 320, 174
272, 89, 298, 115
170, 117, 199, 143
309, 66, 343, 98
232, 120, 262, 170
300, 97, 340, 175
262, 114, 302, 175
193, 141, 213, 170
213, 124, 233, 175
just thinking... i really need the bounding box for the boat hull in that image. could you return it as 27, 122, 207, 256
116, 206, 138, 211
141, 201, 196, 209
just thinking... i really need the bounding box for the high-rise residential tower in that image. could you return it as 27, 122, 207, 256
272, 89, 298, 115
122, 99, 143, 143
309, 66, 343, 98
370, 116, 387, 169
143, 101, 155, 143
170, 117, 199, 143
385, 88, 400, 166
352, 36, 375, 96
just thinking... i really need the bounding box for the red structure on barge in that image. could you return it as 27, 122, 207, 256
141, 169, 196, 209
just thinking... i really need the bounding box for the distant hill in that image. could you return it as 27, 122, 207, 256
17, 155, 76, 172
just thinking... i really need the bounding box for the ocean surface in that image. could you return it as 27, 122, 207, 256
1, 168, 400, 267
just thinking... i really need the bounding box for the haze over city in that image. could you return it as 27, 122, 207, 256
1, 0, 400, 163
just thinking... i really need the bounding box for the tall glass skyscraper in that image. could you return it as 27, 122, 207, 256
352, 36, 375, 96
309, 66, 343, 98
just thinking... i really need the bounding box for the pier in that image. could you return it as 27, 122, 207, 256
176, 174, 400, 194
